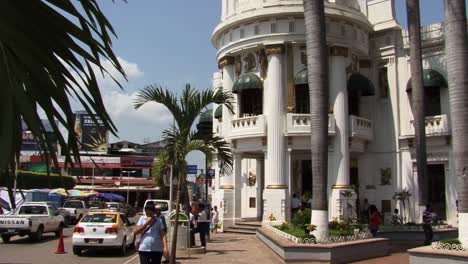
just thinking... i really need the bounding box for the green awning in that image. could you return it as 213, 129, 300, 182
294, 69, 308, 85
406, 69, 447, 92
214, 105, 222, 119
347, 73, 375, 96
232, 73, 263, 93
196, 109, 213, 136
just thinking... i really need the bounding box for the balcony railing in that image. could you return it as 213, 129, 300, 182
285, 113, 336, 136
229, 115, 266, 139
409, 114, 450, 136
349, 115, 373, 141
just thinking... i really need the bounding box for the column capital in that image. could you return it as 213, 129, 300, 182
218, 56, 235, 68
329, 46, 349, 57
265, 44, 284, 55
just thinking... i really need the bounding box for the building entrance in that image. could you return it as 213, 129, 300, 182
428, 164, 446, 221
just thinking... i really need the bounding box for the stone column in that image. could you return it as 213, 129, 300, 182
233, 154, 242, 223
256, 158, 264, 220
216, 56, 236, 230
263, 44, 288, 224
329, 46, 355, 220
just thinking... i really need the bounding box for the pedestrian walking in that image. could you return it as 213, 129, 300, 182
291, 194, 301, 215
211, 206, 219, 234
135, 204, 169, 264
155, 205, 168, 263
422, 204, 434, 245
368, 204, 381, 237
197, 203, 209, 247
189, 206, 199, 247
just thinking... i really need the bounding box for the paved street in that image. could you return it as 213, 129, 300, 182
0, 224, 414, 264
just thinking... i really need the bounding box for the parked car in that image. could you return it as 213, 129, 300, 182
62, 199, 90, 224
72, 210, 136, 256
45, 202, 73, 226
0, 202, 65, 242
105, 202, 136, 217
143, 199, 172, 220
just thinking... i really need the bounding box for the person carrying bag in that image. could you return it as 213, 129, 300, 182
135, 204, 169, 264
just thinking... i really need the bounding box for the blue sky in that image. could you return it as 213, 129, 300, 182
89, 0, 463, 145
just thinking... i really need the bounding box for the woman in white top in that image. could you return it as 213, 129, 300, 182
210, 206, 219, 234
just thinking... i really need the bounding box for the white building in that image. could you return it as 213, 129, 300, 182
209, 0, 456, 229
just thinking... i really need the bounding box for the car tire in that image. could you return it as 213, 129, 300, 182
121, 237, 127, 256
73, 246, 82, 256
129, 234, 136, 249
55, 223, 64, 238
1, 234, 12, 243
32, 226, 43, 242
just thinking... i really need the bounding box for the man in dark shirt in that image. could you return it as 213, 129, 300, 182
422, 204, 433, 245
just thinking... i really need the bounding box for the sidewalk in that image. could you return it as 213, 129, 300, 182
176, 232, 284, 264
173, 233, 413, 264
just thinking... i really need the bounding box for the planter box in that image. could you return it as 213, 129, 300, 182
409, 246, 468, 264
257, 227, 390, 264
377, 228, 457, 242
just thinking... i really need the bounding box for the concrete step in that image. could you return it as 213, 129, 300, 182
228, 225, 258, 231
236, 221, 262, 227
224, 229, 257, 235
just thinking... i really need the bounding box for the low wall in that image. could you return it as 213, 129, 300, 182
409, 246, 468, 264
377, 229, 458, 242
257, 227, 390, 264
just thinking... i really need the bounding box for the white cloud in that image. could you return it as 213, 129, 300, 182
74, 57, 172, 143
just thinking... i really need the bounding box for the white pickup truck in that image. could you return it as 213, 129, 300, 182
0, 202, 65, 243
62, 199, 90, 224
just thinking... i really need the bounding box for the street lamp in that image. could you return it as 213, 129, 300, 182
122, 170, 136, 204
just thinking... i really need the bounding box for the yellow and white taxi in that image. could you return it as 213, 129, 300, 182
72, 210, 136, 256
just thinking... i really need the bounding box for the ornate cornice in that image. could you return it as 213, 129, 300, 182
218, 56, 235, 69
329, 46, 349, 57
265, 44, 284, 55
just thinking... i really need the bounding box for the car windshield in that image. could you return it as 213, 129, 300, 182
154, 202, 169, 211
63, 201, 84, 208
19, 206, 48, 215
81, 214, 117, 223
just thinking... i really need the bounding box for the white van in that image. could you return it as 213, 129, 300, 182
143, 199, 171, 219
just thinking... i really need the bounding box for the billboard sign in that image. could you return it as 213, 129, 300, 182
74, 112, 109, 154
21, 120, 58, 152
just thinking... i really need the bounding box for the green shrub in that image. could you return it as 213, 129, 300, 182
0, 171, 75, 189
292, 208, 311, 227
440, 238, 461, 245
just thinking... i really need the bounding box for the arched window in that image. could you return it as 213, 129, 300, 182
232, 73, 263, 117
347, 73, 375, 116
294, 70, 310, 113
406, 69, 447, 117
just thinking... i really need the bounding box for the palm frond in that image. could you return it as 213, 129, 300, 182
0, 0, 126, 173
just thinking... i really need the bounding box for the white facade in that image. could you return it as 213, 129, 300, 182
211, 0, 456, 229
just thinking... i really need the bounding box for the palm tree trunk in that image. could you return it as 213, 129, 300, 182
303, 0, 329, 240
170, 170, 183, 264
444, 0, 468, 247
406, 0, 429, 206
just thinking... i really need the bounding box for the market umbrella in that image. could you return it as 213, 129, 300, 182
49, 188, 68, 196
0, 197, 11, 210
68, 189, 85, 197
99, 193, 125, 202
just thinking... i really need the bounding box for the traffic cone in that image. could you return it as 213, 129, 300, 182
55, 231, 66, 254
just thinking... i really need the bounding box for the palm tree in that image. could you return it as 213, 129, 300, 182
406, 0, 429, 206
303, 0, 329, 240
0, 0, 125, 207
134, 84, 233, 263
444, 0, 468, 247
